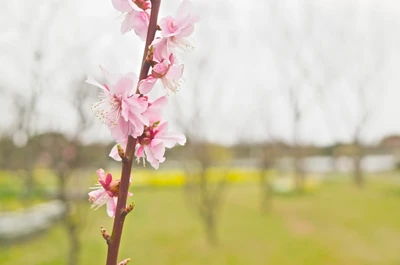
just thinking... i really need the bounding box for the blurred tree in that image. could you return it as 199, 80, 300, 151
172, 52, 230, 245
51, 77, 98, 265
317, 3, 389, 187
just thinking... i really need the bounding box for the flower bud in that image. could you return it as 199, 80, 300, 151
134, 0, 150, 10
117, 144, 127, 160
125, 201, 135, 214
100, 226, 110, 240
118, 258, 131, 265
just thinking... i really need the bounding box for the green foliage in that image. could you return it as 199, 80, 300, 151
1, 176, 400, 265
0, 169, 58, 210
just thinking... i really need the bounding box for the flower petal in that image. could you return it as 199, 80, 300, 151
99, 66, 120, 88
159, 132, 186, 148
138, 76, 157, 94
109, 144, 122, 161
106, 197, 118, 217
114, 72, 137, 96
105, 173, 113, 186
144, 144, 166, 169
86, 75, 108, 91
165, 64, 184, 80
111, 0, 132, 12
143, 96, 167, 123
135, 145, 144, 158
97, 168, 105, 179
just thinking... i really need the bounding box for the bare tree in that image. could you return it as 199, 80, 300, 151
171, 26, 232, 243
5, 0, 64, 199
4, 1, 97, 264
308, 2, 390, 186
173, 58, 228, 245
261, 0, 320, 191
55, 78, 96, 265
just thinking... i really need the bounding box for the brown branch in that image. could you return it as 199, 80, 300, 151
106, 1, 161, 265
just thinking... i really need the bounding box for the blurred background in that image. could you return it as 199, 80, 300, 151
1, 0, 400, 264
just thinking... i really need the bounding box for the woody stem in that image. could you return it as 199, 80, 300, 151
105, 1, 161, 265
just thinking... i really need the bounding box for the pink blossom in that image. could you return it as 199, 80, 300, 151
143, 96, 168, 123
135, 122, 186, 169
88, 169, 132, 217
86, 66, 149, 141
109, 96, 168, 161
130, 0, 151, 10
155, 0, 200, 56
111, 0, 150, 40
139, 54, 184, 94
111, 0, 132, 12
121, 10, 150, 40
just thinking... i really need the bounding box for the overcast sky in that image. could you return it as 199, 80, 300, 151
1, 0, 400, 146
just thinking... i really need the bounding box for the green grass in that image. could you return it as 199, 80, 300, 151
1, 175, 400, 265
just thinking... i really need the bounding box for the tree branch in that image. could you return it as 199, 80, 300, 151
106, 1, 161, 265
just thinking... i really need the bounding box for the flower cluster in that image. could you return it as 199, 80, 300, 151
88, 169, 132, 217
86, 0, 199, 216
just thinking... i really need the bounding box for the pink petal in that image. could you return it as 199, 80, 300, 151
114, 72, 137, 96
88, 189, 104, 201
111, 0, 132, 12
143, 96, 167, 123
177, 24, 195, 38
152, 38, 168, 62
125, 94, 147, 109
144, 145, 165, 169
97, 169, 105, 179
106, 197, 118, 217
100, 66, 120, 88
176, 0, 200, 27
176, 0, 193, 20
156, 122, 169, 135
152, 61, 169, 77
150, 96, 168, 109
165, 64, 184, 80
105, 173, 113, 185
128, 112, 148, 137
159, 16, 176, 37
132, 11, 150, 41
109, 144, 122, 161
86, 75, 107, 91
138, 76, 157, 94
149, 143, 165, 161
121, 100, 130, 122
110, 119, 130, 142
121, 12, 135, 34
159, 132, 186, 148
135, 145, 144, 158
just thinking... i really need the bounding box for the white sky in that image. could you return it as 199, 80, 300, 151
1, 0, 400, 146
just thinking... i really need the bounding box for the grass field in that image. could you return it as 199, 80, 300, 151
1, 174, 400, 265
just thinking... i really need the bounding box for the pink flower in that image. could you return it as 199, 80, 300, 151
154, 0, 200, 56
112, 0, 150, 40
143, 96, 168, 123
111, 0, 132, 12
135, 122, 186, 169
121, 10, 150, 40
86, 66, 149, 141
139, 54, 184, 94
131, 0, 151, 10
109, 96, 168, 161
88, 169, 132, 217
